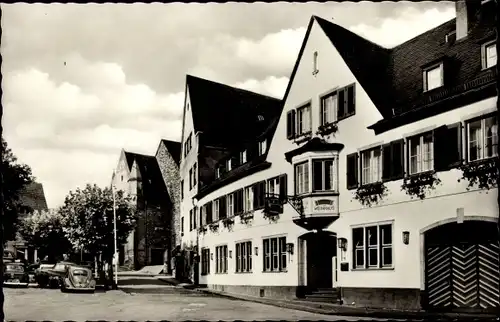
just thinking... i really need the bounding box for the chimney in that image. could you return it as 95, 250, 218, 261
455, 0, 481, 40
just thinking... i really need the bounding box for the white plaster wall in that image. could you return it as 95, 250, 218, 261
180, 88, 201, 248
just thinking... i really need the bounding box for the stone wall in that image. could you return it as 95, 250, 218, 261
155, 142, 181, 251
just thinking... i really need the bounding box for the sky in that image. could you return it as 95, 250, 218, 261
1, 2, 456, 209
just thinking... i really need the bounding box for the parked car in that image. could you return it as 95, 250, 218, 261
34, 262, 56, 288
60, 265, 96, 293
3, 262, 29, 287
35, 261, 76, 288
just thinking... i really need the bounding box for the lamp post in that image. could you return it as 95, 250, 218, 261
112, 170, 118, 286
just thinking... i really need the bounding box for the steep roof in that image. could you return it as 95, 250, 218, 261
313, 4, 496, 133
159, 139, 181, 166
124, 151, 152, 171
186, 74, 283, 148
133, 154, 170, 205
18, 182, 48, 211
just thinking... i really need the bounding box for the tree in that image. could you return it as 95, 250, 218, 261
58, 184, 136, 287
18, 209, 73, 262
2, 137, 34, 242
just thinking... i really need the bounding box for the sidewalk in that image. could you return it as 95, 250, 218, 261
158, 278, 499, 320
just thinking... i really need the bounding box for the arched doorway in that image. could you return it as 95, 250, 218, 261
424, 220, 500, 312
299, 231, 337, 290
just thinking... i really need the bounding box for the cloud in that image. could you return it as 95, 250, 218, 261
350, 7, 456, 48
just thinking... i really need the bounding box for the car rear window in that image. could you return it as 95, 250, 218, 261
72, 269, 88, 276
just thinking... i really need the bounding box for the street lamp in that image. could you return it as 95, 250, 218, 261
112, 170, 118, 287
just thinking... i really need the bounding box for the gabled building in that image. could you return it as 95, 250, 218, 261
112, 143, 180, 270
6, 182, 49, 262
180, 0, 498, 313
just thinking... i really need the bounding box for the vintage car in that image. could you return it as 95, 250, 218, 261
60, 265, 96, 293
36, 261, 76, 288
3, 262, 29, 287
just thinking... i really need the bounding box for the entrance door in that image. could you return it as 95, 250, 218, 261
306, 233, 335, 289
425, 221, 500, 311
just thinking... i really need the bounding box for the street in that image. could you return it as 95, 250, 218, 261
3, 276, 379, 321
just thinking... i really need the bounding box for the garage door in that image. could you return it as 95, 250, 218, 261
426, 241, 500, 310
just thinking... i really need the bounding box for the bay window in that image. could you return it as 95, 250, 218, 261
353, 223, 393, 269
408, 132, 434, 175
361, 148, 382, 185
467, 115, 498, 162
294, 161, 310, 195
312, 159, 335, 192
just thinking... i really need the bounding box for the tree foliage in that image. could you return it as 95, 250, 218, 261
18, 209, 72, 262
58, 184, 137, 257
1, 137, 34, 242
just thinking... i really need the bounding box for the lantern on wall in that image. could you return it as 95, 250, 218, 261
402, 231, 410, 245
210, 253, 214, 260
286, 243, 294, 255
254, 247, 258, 256
229, 250, 233, 259
337, 237, 347, 251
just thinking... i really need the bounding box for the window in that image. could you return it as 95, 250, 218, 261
192, 163, 197, 187
482, 41, 497, 69
267, 177, 280, 196
320, 92, 338, 126
236, 241, 252, 273
212, 200, 219, 222
297, 104, 312, 135
312, 159, 335, 192
263, 236, 287, 272
423, 63, 443, 92
180, 180, 184, 200
286, 110, 297, 140
189, 209, 193, 231
243, 186, 253, 212
121, 175, 123, 182
467, 115, 498, 162
252, 181, 266, 209
361, 148, 382, 185
206, 201, 214, 223
258, 139, 267, 156
227, 193, 234, 217
184, 133, 192, 157
201, 248, 210, 276
189, 168, 193, 190
408, 132, 434, 175
352, 223, 393, 269
227, 159, 232, 171
215, 245, 228, 274
240, 150, 247, 164
181, 216, 184, 236
294, 161, 309, 195
337, 84, 356, 120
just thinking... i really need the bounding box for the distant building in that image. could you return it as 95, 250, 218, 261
111, 141, 180, 270
180, 0, 498, 313
6, 182, 49, 262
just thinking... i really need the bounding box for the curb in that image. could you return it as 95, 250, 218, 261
181, 286, 499, 319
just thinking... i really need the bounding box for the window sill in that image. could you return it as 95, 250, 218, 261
338, 112, 355, 122
351, 267, 394, 271
235, 271, 253, 274
262, 270, 288, 273
302, 191, 339, 197
406, 170, 434, 179
215, 272, 229, 275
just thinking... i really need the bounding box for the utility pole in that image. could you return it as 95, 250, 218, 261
112, 170, 118, 287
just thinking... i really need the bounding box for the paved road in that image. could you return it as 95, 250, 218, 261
3, 276, 380, 321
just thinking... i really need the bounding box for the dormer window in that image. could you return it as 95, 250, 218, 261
227, 158, 232, 171
423, 63, 444, 92
257, 115, 265, 122
215, 167, 221, 179
240, 150, 247, 164
258, 139, 267, 156
482, 41, 497, 69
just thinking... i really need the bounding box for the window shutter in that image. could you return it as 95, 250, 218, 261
346, 84, 355, 115
286, 110, 296, 139
235, 189, 244, 215
279, 174, 288, 202
258, 181, 266, 208
253, 183, 259, 209
346, 153, 359, 190
481, 44, 486, 69
219, 197, 226, 219
382, 143, 392, 181
391, 139, 405, 180
338, 89, 346, 119
434, 123, 462, 171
